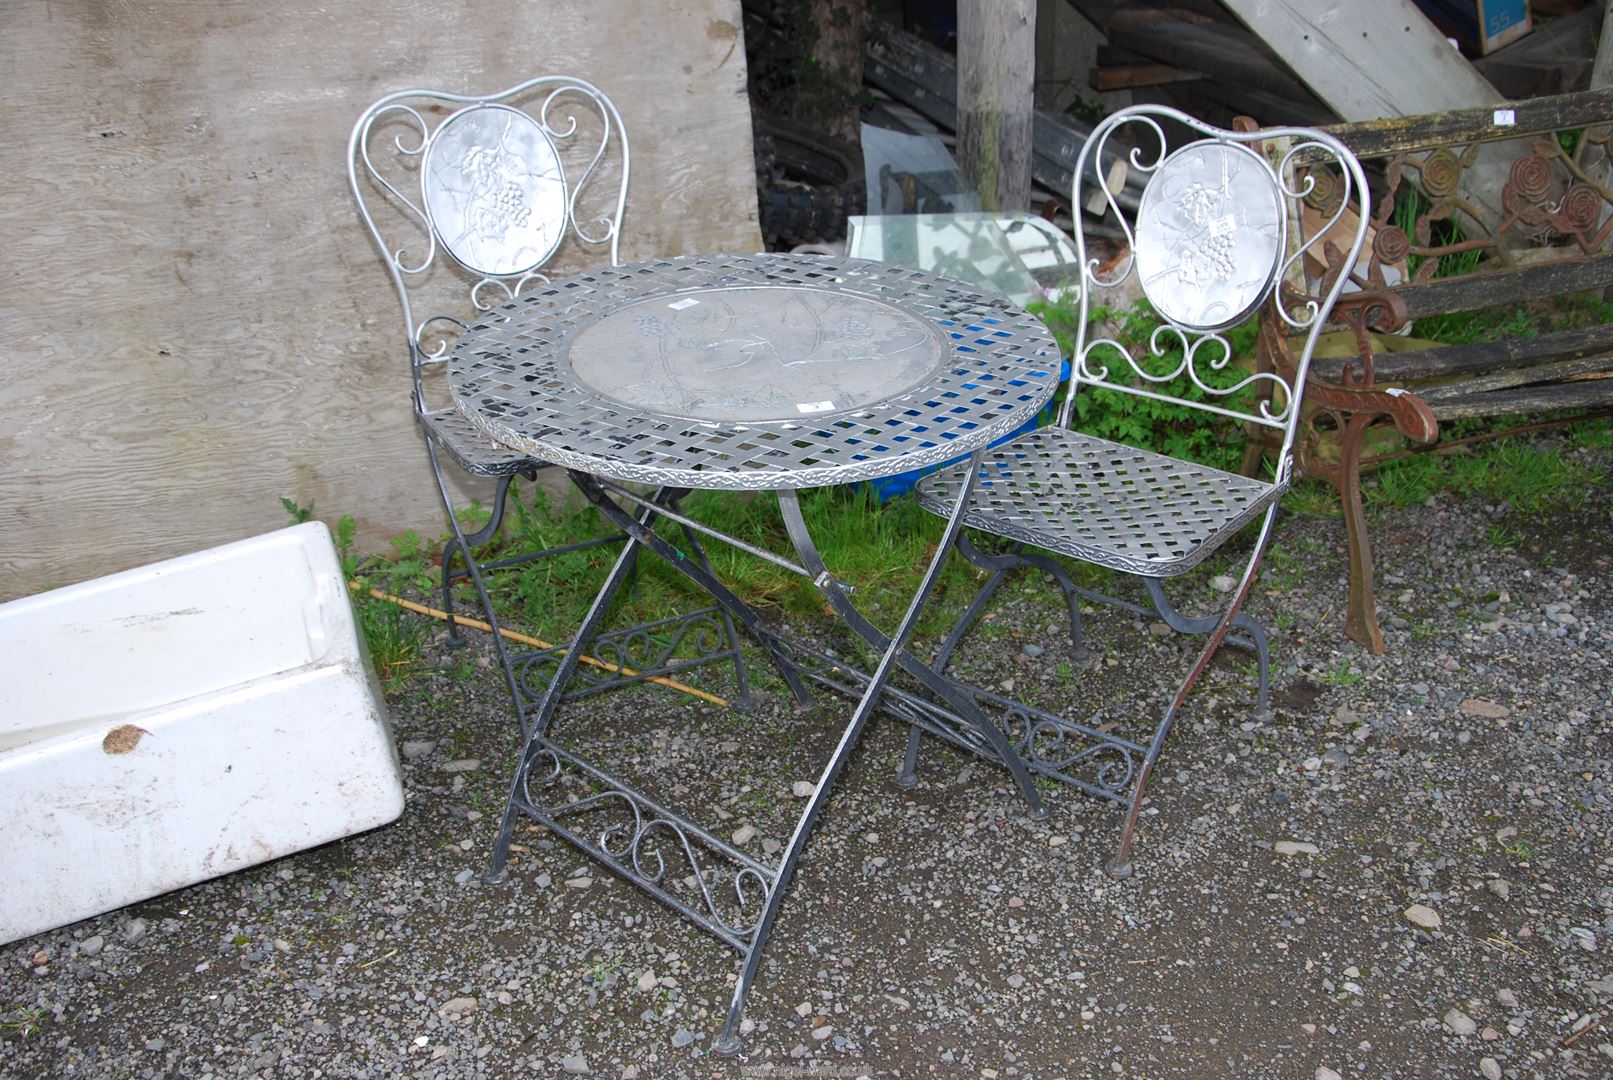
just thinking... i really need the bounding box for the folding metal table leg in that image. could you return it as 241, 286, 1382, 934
484, 487, 670, 883
774, 482, 1046, 820
570, 473, 816, 710
671, 513, 755, 711
714, 448, 1002, 1055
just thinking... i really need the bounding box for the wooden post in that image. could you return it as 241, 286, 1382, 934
1594, 0, 1613, 90
1592, 3, 1612, 280
958, 0, 1037, 212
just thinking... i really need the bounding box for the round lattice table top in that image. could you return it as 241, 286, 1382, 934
448, 253, 1060, 490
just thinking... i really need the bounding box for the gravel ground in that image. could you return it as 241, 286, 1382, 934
3, 433, 1610, 1080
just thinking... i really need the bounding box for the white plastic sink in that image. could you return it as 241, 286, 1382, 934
0, 523, 404, 945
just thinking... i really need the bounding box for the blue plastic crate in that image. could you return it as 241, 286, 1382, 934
866, 356, 1070, 503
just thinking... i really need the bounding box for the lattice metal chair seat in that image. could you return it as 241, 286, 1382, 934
910, 104, 1370, 878
420, 406, 535, 477
917, 427, 1285, 576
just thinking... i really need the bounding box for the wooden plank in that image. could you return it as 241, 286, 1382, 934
1060, 0, 1121, 31
1312, 322, 1613, 382
0, 0, 761, 600
1169, 75, 1340, 128
1597, 0, 1613, 89
1106, 16, 1321, 103
1063, 0, 1242, 33
1428, 377, 1613, 418
1107, 4, 1219, 27
1391, 254, 1613, 321
1416, 354, 1613, 399
1315, 88, 1613, 160
1219, 0, 1505, 122
1092, 61, 1204, 92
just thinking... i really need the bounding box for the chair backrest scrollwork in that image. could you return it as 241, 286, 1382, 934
1065, 105, 1369, 482
348, 76, 629, 414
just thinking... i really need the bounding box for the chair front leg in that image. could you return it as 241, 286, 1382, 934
1107, 508, 1276, 879
441, 473, 518, 647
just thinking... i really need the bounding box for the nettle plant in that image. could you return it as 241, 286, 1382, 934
1029, 295, 1261, 472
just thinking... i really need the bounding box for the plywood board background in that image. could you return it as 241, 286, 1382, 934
0, 0, 761, 600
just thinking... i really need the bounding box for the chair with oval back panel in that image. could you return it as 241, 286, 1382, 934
348, 77, 752, 727
911, 104, 1369, 877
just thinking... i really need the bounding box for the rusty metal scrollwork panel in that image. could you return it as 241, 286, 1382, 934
1320, 125, 1613, 295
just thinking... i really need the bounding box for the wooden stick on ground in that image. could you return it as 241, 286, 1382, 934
355, 584, 729, 708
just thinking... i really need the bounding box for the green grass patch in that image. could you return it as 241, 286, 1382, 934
1, 1004, 46, 1043
1362, 429, 1607, 514
288, 477, 1131, 679
475, 481, 1027, 646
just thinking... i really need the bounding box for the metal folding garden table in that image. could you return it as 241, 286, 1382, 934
447, 251, 1066, 1051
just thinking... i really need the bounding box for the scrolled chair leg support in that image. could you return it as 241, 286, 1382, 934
900, 535, 1088, 789
937, 535, 1088, 671
1142, 577, 1271, 719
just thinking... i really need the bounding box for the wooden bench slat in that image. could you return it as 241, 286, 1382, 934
1316, 88, 1613, 159
1311, 323, 1613, 384
1391, 253, 1613, 322
1427, 377, 1613, 419
1417, 354, 1613, 401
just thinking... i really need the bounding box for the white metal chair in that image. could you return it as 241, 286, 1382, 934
348, 76, 632, 647
912, 104, 1370, 876
349, 78, 753, 725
